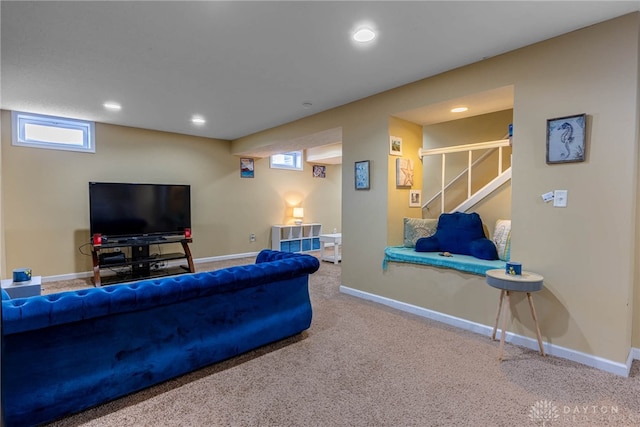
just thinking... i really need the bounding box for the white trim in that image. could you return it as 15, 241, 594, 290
42, 271, 93, 283
453, 167, 511, 213
41, 252, 261, 283
340, 285, 636, 377
192, 252, 260, 264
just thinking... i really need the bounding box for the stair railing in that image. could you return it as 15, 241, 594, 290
418, 138, 511, 214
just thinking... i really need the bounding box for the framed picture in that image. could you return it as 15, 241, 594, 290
409, 190, 421, 207
546, 113, 587, 164
312, 165, 326, 178
354, 160, 370, 190
240, 158, 254, 178
389, 135, 403, 156
396, 158, 414, 188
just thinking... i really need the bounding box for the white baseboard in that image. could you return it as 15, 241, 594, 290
42, 252, 260, 283
340, 285, 637, 377
43, 271, 93, 283
629, 347, 640, 367
193, 252, 259, 264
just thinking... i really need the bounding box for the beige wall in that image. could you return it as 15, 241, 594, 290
387, 117, 423, 246
0, 114, 341, 277
234, 13, 640, 365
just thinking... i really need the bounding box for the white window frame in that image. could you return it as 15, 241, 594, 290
269, 150, 303, 171
12, 111, 95, 153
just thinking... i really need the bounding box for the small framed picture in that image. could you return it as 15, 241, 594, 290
546, 113, 587, 164
389, 135, 403, 156
240, 158, 254, 178
396, 158, 414, 188
409, 190, 421, 207
355, 160, 370, 190
312, 165, 326, 178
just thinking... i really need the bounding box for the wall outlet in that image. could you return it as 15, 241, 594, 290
250, 233, 256, 242
553, 190, 568, 207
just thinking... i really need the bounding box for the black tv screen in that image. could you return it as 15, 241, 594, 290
89, 182, 191, 238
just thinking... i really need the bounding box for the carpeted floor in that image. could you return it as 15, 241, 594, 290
42, 256, 640, 426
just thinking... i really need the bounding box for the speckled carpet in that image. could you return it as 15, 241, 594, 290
41, 256, 640, 427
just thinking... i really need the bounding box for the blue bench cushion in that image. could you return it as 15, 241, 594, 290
383, 246, 506, 276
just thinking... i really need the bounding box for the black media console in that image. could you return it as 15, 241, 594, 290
91, 236, 195, 287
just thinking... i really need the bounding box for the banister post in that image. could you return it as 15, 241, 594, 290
441, 153, 446, 214
468, 150, 472, 199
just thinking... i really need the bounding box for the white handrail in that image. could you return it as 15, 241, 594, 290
418, 138, 510, 158
453, 167, 512, 213
420, 138, 511, 213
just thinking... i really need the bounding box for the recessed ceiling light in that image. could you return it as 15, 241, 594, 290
353, 27, 376, 43
302, 102, 312, 109
191, 116, 206, 125
103, 102, 121, 111
451, 107, 468, 113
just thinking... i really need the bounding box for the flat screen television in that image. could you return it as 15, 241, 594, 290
89, 182, 191, 239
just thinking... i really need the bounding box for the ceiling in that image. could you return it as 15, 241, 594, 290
2, 1, 639, 148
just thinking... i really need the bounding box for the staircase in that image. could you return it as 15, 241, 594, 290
419, 138, 511, 217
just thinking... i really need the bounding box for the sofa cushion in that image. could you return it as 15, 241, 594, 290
403, 217, 438, 247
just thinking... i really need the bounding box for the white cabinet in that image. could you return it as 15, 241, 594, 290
319, 233, 342, 264
272, 224, 322, 253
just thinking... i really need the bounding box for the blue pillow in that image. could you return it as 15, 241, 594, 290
469, 238, 499, 260
436, 212, 486, 255
415, 236, 440, 252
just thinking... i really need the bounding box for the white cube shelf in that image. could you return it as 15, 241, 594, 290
272, 224, 322, 253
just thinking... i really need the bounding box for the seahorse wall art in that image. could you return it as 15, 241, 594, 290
547, 114, 586, 164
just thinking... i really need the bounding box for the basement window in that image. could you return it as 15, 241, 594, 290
270, 151, 303, 171
12, 111, 95, 153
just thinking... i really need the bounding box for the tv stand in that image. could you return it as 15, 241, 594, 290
91, 237, 195, 287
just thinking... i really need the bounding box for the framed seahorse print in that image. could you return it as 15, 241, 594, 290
546, 113, 587, 164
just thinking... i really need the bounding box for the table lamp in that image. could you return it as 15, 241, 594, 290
293, 207, 304, 225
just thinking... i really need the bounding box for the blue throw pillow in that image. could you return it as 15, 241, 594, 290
436, 212, 486, 255
469, 238, 499, 260
415, 236, 440, 252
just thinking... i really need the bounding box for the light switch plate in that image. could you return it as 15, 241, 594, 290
541, 191, 554, 203
553, 190, 568, 207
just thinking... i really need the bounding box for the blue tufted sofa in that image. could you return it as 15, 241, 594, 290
2, 249, 320, 426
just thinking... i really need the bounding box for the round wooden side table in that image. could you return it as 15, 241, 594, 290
485, 269, 545, 360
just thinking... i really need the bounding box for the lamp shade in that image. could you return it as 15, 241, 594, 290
293, 207, 304, 218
